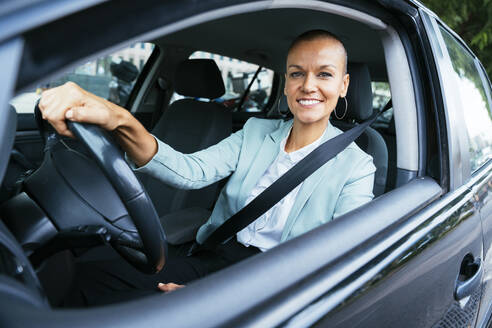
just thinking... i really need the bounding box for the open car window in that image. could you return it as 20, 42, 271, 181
371, 81, 393, 126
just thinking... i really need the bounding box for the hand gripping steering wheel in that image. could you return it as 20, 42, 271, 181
33, 103, 167, 274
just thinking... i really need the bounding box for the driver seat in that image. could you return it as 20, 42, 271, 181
140, 59, 232, 243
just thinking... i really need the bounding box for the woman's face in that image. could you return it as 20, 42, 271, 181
284, 38, 349, 126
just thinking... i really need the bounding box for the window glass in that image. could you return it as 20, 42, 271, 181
371, 81, 393, 125
440, 27, 492, 172
171, 51, 275, 112
372, 82, 391, 110
9, 42, 155, 113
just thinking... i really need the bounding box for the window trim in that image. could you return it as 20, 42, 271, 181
470, 59, 492, 176
421, 13, 472, 190
475, 60, 492, 111
436, 20, 492, 178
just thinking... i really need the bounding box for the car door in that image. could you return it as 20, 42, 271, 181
448, 24, 492, 328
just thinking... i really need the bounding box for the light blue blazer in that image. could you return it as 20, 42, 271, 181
136, 118, 376, 244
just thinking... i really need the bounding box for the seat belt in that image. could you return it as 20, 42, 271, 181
189, 101, 391, 255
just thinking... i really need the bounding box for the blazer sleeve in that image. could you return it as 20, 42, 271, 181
332, 152, 376, 219
133, 129, 244, 189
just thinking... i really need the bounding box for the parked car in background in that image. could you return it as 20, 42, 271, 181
0, 0, 491, 327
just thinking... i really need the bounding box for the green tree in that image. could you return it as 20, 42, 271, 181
421, 0, 492, 78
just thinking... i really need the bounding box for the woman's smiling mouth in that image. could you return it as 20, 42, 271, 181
297, 98, 323, 107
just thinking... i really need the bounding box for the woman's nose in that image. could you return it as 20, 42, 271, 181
301, 73, 317, 93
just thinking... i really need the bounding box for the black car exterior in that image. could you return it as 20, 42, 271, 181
0, 0, 491, 327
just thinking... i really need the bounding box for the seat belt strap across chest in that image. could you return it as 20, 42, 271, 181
189, 105, 389, 256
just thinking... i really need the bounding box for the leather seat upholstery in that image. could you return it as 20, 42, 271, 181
0, 105, 18, 203
141, 59, 232, 231
331, 63, 388, 197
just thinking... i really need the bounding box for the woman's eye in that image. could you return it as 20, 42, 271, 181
289, 71, 303, 78
318, 72, 333, 78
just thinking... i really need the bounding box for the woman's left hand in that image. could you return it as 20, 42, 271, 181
158, 282, 185, 293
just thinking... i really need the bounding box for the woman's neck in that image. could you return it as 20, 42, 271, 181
284, 118, 329, 153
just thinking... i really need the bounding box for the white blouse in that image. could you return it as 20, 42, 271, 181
236, 129, 325, 251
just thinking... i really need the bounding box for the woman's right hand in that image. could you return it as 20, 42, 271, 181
39, 81, 157, 167
38, 81, 125, 138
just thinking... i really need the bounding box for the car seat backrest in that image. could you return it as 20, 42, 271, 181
0, 105, 17, 185
0, 105, 17, 203
143, 59, 232, 218
332, 63, 388, 197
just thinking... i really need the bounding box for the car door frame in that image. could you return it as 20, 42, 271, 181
419, 10, 474, 191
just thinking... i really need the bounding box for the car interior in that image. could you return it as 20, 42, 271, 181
0, 3, 441, 312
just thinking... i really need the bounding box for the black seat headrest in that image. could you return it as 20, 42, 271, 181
334, 63, 373, 122
174, 59, 225, 99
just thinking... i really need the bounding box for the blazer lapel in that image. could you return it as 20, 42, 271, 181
280, 163, 333, 241
237, 120, 292, 209
281, 122, 342, 240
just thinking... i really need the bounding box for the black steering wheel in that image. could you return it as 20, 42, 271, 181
30, 104, 167, 274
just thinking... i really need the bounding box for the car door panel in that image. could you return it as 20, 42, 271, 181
280, 180, 483, 328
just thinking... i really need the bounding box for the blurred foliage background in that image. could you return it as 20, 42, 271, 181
420, 0, 492, 78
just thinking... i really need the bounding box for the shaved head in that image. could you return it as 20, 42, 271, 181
288, 30, 348, 73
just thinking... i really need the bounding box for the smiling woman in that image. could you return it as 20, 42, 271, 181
35, 28, 376, 306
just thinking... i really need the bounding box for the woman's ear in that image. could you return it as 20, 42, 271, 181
341, 73, 350, 97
